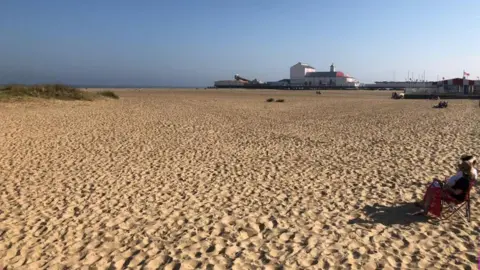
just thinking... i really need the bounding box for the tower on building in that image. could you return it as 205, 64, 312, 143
330, 63, 336, 72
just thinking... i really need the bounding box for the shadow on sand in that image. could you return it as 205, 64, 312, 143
348, 202, 431, 226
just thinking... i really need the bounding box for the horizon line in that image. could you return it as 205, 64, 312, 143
0, 83, 209, 89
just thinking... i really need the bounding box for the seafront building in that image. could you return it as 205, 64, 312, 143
212, 62, 480, 98
214, 62, 360, 89
404, 78, 480, 97
290, 62, 360, 88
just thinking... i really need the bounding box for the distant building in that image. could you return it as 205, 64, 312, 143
290, 62, 316, 86
364, 81, 436, 90
214, 80, 246, 87
404, 78, 480, 97
266, 79, 290, 87
289, 62, 359, 88
304, 63, 359, 88
213, 62, 360, 89
434, 78, 479, 95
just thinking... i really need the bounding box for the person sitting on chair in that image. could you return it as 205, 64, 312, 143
412, 160, 475, 216
443, 161, 473, 202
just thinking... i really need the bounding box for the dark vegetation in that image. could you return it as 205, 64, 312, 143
97, 90, 119, 99
0, 84, 119, 101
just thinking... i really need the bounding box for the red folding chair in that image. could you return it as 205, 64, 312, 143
441, 180, 474, 222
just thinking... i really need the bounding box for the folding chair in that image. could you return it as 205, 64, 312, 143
441, 180, 474, 222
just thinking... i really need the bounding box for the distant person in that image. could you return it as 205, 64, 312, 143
433, 101, 447, 108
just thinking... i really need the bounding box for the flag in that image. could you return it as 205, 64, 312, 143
464, 71, 470, 76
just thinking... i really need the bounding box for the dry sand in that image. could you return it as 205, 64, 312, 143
0, 89, 479, 269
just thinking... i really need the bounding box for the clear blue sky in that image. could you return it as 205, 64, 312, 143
1, 0, 479, 86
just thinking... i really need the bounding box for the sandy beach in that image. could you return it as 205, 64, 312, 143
0, 89, 479, 269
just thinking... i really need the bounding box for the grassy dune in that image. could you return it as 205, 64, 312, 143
0, 84, 118, 101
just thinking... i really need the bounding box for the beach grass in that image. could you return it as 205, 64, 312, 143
97, 90, 119, 99
0, 84, 119, 101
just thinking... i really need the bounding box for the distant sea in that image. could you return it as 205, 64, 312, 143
0, 84, 206, 89
73, 85, 205, 89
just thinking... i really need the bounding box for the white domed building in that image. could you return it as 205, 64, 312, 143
290, 62, 360, 88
